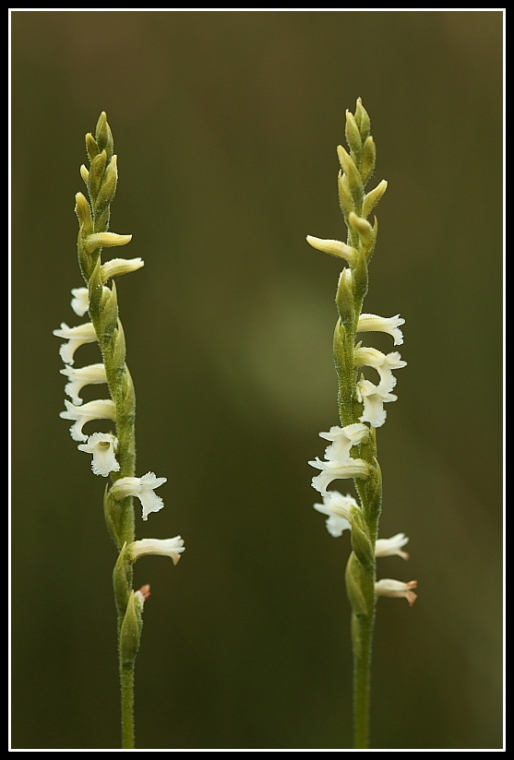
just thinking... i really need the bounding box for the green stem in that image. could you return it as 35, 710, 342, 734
351, 610, 375, 749
120, 662, 135, 749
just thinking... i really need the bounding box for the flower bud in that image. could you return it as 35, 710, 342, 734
361, 135, 376, 186
74, 192, 93, 235
84, 232, 132, 254
363, 179, 388, 218
119, 590, 144, 665
306, 236, 358, 266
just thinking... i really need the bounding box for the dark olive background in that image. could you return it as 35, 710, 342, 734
11, 10, 503, 750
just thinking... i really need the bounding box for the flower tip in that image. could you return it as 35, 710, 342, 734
138, 584, 151, 601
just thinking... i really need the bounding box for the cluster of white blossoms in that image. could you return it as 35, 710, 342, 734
308, 309, 415, 605
54, 279, 185, 563
313, 489, 417, 606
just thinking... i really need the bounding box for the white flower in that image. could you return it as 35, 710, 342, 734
70, 286, 111, 317
309, 457, 369, 495
59, 398, 116, 441
357, 313, 405, 346
60, 363, 107, 405
131, 537, 185, 565
375, 533, 410, 559
354, 347, 407, 394
357, 378, 397, 428
313, 491, 359, 537
306, 236, 358, 266
70, 288, 90, 317
84, 232, 132, 254
77, 432, 120, 476
53, 322, 97, 365
110, 472, 167, 521
375, 578, 418, 606
101, 257, 145, 281
319, 423, 369, 462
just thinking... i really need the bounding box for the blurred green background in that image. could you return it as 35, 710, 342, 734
11, 10, 503, 750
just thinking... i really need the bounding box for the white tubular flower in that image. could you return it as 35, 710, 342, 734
375, 533, 410, 560
70, 286, 111, 316
306, 236, 358, 266
309, 457, 369, 495
354, 347, 407, 393
357, 378, 397, 428
60, 363, 108, 405
131, 537, 185, 565
59, 398, 116, 441
84, 232, 132, 254
77, 432, 120, 477
319, 423, 369, 462
110, 472, 167, 521
53, 322, 97, 365
357, 313, 405, 346
313, 491, 359, 537
101, 257, 145, 281
375, 578, 418, 606
70, 288, 90, 317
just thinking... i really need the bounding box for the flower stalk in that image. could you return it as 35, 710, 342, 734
54, 113, 184, 749
307, 99, 416, 749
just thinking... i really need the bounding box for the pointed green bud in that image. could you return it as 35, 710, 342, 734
364, 458, 382, 523
88, 258, 104, 317
112, 316, 127, 371
103, 483, 122, 548
80, 164, 89, 185
74, 192, 93, 235
345, 552, 373, 619
99, 283, 119, 343
95, 112, 114, 161
338, 171, 354, 217
85, 132, 100, 163
349, 512, 375, 569
332, 317, 348, 378
365, 217, 379, 263
95, 155, 118, 216
349, 212, 373, 243
361, 135, 376, 186
354, 98, 371, 143
113, 543, 131, 611
363, 179, 387, 218
84, 232, 132, 254
88, 149, 107, 201
335, 267, 355, 328
345, 110, 362, 161
351, 248, 369, 309
337, 145, 364, 210
119, 590, 144, 665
